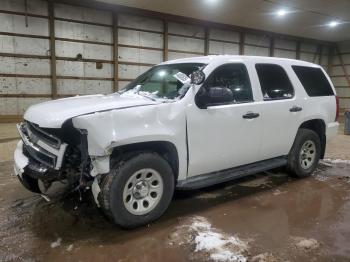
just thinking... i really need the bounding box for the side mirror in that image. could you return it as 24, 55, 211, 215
191, 70, 205, 85
207, 87, 234, 105
196, 86, 234, 109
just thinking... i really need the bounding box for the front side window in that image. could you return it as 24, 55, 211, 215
120, 63, 205, 101
292, 66, 334, 97
256, 64, 294, 100
201, 63, 253, 104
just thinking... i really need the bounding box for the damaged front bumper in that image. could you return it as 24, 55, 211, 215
14, 140, 46, 193
14, 122, 68, 193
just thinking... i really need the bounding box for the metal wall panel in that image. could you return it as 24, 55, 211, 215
300, 43, 318, 53
57, 79, 113, 95
332, 77, 348, 87
332, 65, 350, 76
118, 64, 151, 79
0, 35, 49, 55
209, 41, 239, 55
55, 20, 113, 43
55, 3, 112, 25
118, 28, 163, 49
244, 46, 269, 56
118, 14, 163, 32
0, 78, 51, 94
56, 61, 113, 78
0, 14, 49, 36
168, 52, 200, 60
118, 81, 131, 89
0, 57, 50, 75
339, 98, 350, 108
209, 28, 239, 42
275, 38, 296, 50
55, 41, 113, 60
118, 47, 162, 64
245, 33, 269, 47
337, 41, 350, 53
1, 0, 48, 16
300, 53, 314, 62
0, 97, 50, 115
168, 22, 204, 37
274, 49, 296, 59
333, 54, 350, 65
168, 35, 204, 53
336, 88, 350, 97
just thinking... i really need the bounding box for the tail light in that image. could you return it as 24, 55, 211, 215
335, 96, 340, 122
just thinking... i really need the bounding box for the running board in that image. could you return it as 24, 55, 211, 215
176, 157, 287, 190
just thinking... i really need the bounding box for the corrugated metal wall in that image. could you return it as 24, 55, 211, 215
0, 0, 338, 119
330, 41, 350, 118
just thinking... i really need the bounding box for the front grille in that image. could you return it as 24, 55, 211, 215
26, 121, 61, 149
18, 122, 67, 170
22, 143, 56, 168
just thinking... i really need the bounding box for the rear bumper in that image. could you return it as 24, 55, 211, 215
326, 122, 339, 141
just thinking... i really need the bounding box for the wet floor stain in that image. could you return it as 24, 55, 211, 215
1, 161, 350, 262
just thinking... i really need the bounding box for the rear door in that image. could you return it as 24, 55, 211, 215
254, 63, 304, 159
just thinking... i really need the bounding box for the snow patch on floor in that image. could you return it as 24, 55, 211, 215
251, 252, 277, 262
321, 158, 350, 165
50, 238, 62, 248
169, 216, 248, 262
291, 237, 320, 251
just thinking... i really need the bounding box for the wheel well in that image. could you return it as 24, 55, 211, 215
111, 141, 179, 180
299, 119, 326, 159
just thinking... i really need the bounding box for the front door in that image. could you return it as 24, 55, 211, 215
186, 63, 263, 177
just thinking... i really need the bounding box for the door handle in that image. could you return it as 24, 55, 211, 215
289, 106, 302, 112
242, 112, 260, 119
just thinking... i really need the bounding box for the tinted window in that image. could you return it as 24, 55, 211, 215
204, 64, 253, 103
256, 64, 294, 100
292, 66, 334, 96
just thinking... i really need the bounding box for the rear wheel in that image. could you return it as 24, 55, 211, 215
287, 128, 321, 177
99, 152, 174, 228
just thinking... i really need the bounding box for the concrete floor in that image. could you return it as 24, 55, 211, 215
0, 123, 350, 262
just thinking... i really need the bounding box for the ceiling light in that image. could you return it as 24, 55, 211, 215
206, 0, 218, 4
328, 21, 340, 27
277, 9, 287, 17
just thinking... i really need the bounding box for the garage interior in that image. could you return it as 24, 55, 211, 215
0, 0, 350, 261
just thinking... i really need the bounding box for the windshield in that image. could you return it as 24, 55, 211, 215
119, 63, 205, 101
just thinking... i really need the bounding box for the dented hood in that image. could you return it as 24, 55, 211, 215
24, 94, 158, 128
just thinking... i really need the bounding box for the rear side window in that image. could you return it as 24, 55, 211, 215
292, 66, 334, 96
255, 64, 294, 100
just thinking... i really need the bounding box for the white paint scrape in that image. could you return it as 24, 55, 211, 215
170, 216, 248, 262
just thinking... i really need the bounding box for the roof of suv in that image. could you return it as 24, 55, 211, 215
161, 55, 320, 68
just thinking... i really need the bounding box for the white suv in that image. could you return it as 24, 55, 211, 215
14, 55, 339, 228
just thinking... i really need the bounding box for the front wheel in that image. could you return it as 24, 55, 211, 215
287, 128, 321, 177
99, 152, 174, 228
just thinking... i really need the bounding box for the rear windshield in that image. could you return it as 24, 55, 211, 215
292, 66, 334, 97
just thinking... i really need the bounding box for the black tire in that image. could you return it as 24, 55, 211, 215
99, 152, 174, 228
287, 128, 321, 177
